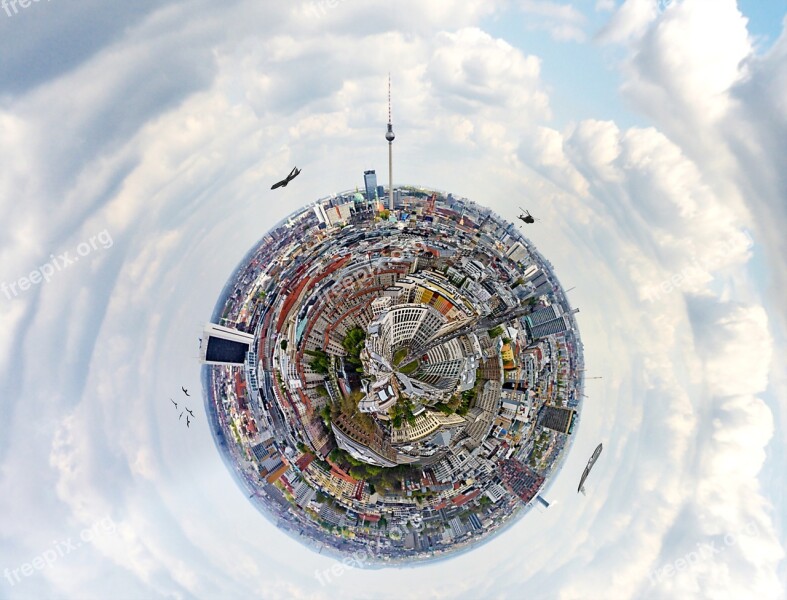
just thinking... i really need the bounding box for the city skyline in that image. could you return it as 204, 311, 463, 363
0, 1, 784, 599
201, 186, 585, 563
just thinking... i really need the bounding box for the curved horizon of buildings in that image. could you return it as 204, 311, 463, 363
199, 181, 585, 562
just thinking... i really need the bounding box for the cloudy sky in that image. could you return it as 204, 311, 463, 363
0, 0, 785, 598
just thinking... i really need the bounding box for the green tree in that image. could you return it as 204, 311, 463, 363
319, 404, 332, 427
342, 327, 367, 370
399, 360, 419, 375
305, 349, 331, 374
393, 348, 408, 366
488, 325, 505, 338
435, 403, 455, 415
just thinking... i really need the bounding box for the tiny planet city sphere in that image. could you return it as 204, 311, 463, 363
201, 186, 584, 564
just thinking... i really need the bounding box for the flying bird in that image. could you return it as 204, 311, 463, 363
182, 386, 190, 396
185, 408, 195, 418
170, 399, 177, 408
271, 166, 301, 190
179, 411, 184, 420
186, 416, 191, 428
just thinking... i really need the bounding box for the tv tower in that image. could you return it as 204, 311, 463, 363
385, 74, 395, 211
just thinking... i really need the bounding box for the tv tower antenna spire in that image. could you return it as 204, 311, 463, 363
385, 74, 395, 211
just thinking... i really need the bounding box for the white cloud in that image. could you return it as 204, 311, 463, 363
596, 0, 658, 44
428, 28, 549, 115
596, 0, 616, 12
623, 0, 752, 128
520, 0, 588, 42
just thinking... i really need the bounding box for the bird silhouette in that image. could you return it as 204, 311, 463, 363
181, 387, 190, 396
185, 408, 194, 418
179, 412, 184, 420
186, 416, 191, 428
170, 399, 177, 408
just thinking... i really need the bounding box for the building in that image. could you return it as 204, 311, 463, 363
461, 258, 486, 281
200, 323, 256, 365
331, 414, 398, 467
371, 296, 393, 316
313, 203, 330, 225
505, 241, 528, 264
539, 405, 576, 434
448, 517, 466, 538
389, 410, 465, 444
251, 435, 288, 483
529, 316, 570, 339
411, 338, 465, 391
525, 304, 575, 339
364, 170, 378, 201
367, 304, 446, 359
528, 305, 561, 325
499, 458, 544, 503
484, 483, 508, 503
324, 201, 354, 226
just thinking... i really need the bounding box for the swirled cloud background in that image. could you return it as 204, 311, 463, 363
0, 0, 785, 598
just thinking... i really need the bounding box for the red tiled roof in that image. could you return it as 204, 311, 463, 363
452, 489, 481, 507
295, 453, 315, 471
360, 513, 380, 522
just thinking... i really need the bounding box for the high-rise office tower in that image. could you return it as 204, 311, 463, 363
364, 170, 377, 201
539, 405, 576, 434
200, 323, 255, 365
